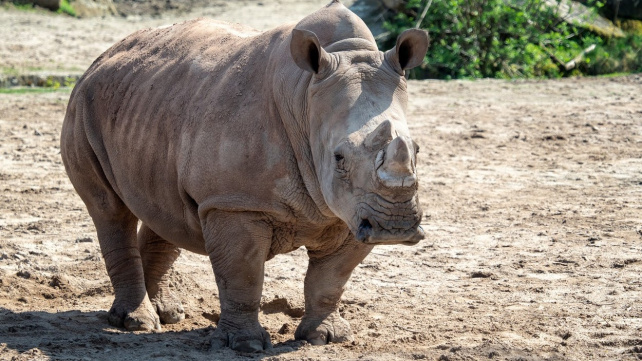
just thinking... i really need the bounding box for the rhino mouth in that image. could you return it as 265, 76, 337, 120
354, 195, 424, 246
356, 218, 424, 245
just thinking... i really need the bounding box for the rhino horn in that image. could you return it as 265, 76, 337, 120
376, 136, 416, 188
364, 120, 394, 151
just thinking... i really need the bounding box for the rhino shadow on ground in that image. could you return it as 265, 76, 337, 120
0, 307, 306, 360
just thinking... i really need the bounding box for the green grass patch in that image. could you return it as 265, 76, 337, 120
1, 68, 21, 76
0, 87, 73, 95
4, 2, 37, 11
57, 0, 76, 17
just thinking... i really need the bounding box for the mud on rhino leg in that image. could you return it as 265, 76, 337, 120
138, 224, 184, 324
295, 239, 373, 345
203, 211, 272, 353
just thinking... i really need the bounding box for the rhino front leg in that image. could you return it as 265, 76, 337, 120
138, 223, 184, 324
295, 238, 373, 345
203, 211, 272, 353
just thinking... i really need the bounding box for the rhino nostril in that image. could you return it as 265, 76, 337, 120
356, 219, 372, 242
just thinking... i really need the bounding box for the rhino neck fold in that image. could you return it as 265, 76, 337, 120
266, 1, 379, 223
272, 62, 335, 222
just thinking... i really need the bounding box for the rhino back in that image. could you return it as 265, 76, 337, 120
67, 19, 302, 253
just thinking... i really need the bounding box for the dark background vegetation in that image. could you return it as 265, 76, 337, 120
2, 0, 642, 79
379, 0, 642, 79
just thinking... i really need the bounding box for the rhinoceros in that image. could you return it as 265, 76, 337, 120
61, 0, 428, 352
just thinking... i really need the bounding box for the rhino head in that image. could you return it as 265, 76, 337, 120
290, 20, 429, 246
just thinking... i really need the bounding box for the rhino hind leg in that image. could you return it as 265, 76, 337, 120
90, 206, 160, 332
138, 224, 185, 324
295, 239, 373, 345
61, 96, 160, 332
62, 143, 159, 330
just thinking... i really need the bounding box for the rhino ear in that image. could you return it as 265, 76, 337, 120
386, 29, 429, 72
291, 29, 331, 74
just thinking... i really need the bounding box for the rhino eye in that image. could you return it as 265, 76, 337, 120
334, 153, 346, 173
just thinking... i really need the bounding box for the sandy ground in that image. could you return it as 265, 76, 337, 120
0, 0, 340, 76
1, 1, 642, 360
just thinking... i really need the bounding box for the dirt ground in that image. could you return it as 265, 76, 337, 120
1, 1, 641, 360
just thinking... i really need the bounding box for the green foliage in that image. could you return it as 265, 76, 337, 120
57, 0, 76, 17
63, 76, 76, 87
583, 34, 642, 74
382, 0, 638, 79
3, 1, 37, 11
44, 77, 60, 89
43, 76, 76, 88
4, 0, 76, 16
618, 19, 642, 35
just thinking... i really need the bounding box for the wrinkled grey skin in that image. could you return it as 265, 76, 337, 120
60, 0, 428, 353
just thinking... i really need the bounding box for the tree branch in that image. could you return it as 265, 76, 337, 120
415, 0, 433, 28
543, 43, 597, 71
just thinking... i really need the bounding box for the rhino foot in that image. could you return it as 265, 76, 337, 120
151, 290, 185, 324
108, 298, 161, 332
295, 311, 353, 345
210, 323, 272, 353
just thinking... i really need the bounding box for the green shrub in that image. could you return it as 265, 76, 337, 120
583, 34, 642, 74
4, 1, 36, 11
57, 0, 76, 16
618, 19, 642, 35
381, 0, 639, 79
44, 77, 60, 89
5, 0, 76, 16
